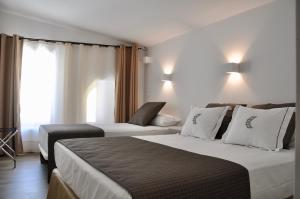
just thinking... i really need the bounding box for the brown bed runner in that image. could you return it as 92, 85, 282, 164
58, 137, 250, 199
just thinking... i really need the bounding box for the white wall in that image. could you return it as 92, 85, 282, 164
0, 10, 123, 45
145, 0, 296, 119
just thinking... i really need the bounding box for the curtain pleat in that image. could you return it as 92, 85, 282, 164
115, 45, 139, 123
0, 34, 24, 155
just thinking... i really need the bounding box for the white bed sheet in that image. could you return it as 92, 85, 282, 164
39, 123, 179, 160
54, 134, 295, 199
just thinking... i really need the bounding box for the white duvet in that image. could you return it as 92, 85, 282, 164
55, 134, 294, 199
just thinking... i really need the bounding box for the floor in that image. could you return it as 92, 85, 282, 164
0, 153, 48, 199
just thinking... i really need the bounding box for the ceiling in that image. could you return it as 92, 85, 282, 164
0, 0, 274, 46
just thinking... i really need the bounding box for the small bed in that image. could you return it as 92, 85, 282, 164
54, 134, 294, 199
39, 101, 182, 181
39, 101, 180, 161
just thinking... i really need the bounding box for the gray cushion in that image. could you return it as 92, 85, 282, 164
129, 102, 166, 126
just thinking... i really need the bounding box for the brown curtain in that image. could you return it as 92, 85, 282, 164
115, 45, 139, 123
0, 34, 24, 154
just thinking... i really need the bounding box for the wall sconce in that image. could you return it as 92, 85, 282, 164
227, 63, 240, 74
144, 56, 152, 64
162, 73, 172, 82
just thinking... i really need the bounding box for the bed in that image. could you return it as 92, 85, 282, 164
54, 134, 294, 199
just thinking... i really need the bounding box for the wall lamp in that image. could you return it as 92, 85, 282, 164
162, 73, 172, 82
144, 56, 152, 64
227, 63, 240, 74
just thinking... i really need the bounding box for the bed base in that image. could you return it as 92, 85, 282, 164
47, 169, 79, 199
47, 169, 294, 199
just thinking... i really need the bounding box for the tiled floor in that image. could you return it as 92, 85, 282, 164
0, 153, 48, 199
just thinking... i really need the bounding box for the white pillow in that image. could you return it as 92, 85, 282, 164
151, 114, 181, 127
181, 106, 229, 140
223, 106, 295, 151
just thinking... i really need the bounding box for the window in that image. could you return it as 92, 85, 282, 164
20, 42, 57, 142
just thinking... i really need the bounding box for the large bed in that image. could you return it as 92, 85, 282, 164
54, 134, 294, 199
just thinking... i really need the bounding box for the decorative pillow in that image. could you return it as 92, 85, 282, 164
129, 102, 166, 126
150, 114, 181, 127
181, 106, 229, 140
223, 106, 295, 151
251, 103, 296, 149
206, 103, 247, 139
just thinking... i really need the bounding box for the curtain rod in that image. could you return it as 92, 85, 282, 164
21, 36, 147, 50
1, 34, 146, 50
20, 36, 120, 48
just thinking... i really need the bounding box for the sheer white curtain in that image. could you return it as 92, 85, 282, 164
20, 41, 116, 152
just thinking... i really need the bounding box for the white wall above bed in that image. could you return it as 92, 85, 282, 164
145, 0, 296, 120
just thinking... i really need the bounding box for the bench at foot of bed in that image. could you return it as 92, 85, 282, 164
39, 123, 104, 181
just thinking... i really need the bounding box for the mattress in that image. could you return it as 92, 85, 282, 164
39, 123, 179, 160
55, 134, 295, 199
